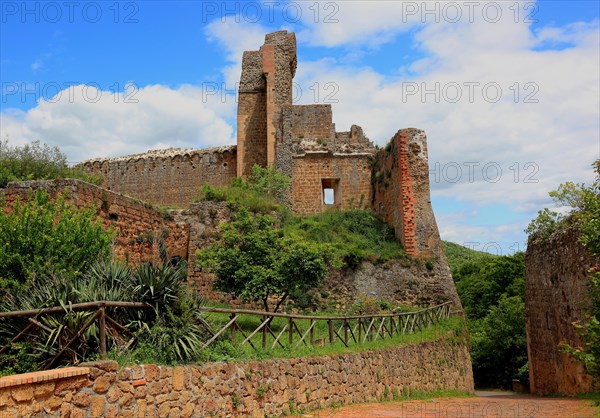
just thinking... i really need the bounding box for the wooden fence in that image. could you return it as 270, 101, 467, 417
0, 301, 149, 370
0, 301, 453, 367
201, 302, 453, 351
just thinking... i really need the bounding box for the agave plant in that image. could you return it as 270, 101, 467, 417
0, 258, 211, 370
132, 261, 186, 315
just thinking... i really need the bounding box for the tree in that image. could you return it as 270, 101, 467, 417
0, 139, 67, 187
197, 208, 328, 312
470, 295, 528, 388
456, 253, 525, 320
0, 189, 113, 293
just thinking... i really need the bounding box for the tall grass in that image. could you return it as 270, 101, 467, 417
282, 209, 406, 268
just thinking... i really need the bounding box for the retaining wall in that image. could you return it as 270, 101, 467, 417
0, 334, 473, 417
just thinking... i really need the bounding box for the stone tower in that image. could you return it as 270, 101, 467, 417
236, 30, 297, 177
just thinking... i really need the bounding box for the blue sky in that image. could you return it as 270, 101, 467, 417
1, 1, 599, 254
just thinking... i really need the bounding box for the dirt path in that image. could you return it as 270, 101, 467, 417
295, 391, 598, 417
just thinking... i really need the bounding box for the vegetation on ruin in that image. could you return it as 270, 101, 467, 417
0, 139, 101, 188
445, 241, 527, 389
195, 164, 290, 213
198, 207, 328, 313
0, 189, 113, 295
282, 209, 406, 269
530, 160, 600, 380
197, 165, 406, 311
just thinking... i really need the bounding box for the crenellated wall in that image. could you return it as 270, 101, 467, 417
82, 147, 237, 208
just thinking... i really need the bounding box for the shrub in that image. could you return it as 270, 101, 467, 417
0, 139, 101, 187
195, 164, 290, 213
0, 189, 113, 294
0, 259, 210, 370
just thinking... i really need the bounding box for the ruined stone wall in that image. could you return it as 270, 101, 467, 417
82, 147, 237, 208
237, 30, 296, 177
0, 180, 189, 265
285, 104, 335, 142
0, 335, 473, 417
237, 49, 267, 177
372, 129, 442, 259
319, 258, 462, 311
525, 227, 600, 395
291, 153, 372, 214
173, 202, 235, 303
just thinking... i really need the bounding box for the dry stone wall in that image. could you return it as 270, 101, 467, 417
525, 227, 600, 395
0, 334, 473, 418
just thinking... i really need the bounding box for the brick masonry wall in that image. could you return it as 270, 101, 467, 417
0, 179, 189, 265
291, 153, 372, 214
371, 129, 461, 308
373, 129, 442, 259
525, 227, 600, 395
285, 105, 334, 141
83, 147, 237, 208
0, 334, 473, 418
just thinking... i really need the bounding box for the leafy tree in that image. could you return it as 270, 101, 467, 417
197, 208, 328, 312
446, 242, 527, 388
470, 295, 528, 388
456, 253, 525, 320
0, 189, 113, 293
246, 164, 291, 201
526, 160, 599, 251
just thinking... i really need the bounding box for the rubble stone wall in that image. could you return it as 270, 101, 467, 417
0, 335, 473, 418
525, 227, 600, 395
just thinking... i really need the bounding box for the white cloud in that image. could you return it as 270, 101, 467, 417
296, 1, 423, 47
204, 19, 271, 87
0, 84, 234, 163
288, 1, 599, 245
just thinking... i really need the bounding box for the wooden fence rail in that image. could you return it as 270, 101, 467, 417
0, 301, 454, 367
200, 301, 453, 351
0, 301, 150, 369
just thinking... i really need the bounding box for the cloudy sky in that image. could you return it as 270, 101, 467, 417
1, 1, 599, 254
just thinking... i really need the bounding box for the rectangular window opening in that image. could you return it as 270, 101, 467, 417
321, 178, 340, 206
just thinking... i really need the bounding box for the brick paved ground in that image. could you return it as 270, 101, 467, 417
296, 392, 598, 417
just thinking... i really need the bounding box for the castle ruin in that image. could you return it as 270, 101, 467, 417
83, 30, 444, 259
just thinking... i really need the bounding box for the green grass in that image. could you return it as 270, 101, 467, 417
198, 313, 465, 363
283, 209, 406, 268
195, 181, 280, 214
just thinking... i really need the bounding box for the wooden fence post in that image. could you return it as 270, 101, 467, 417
99, 306, 106, 359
